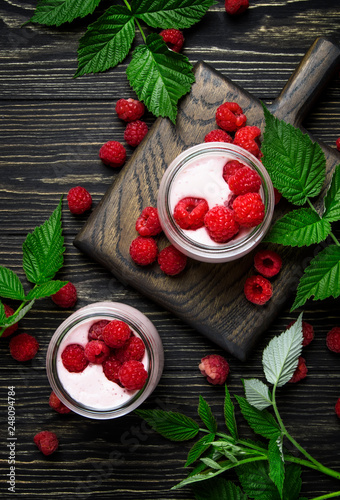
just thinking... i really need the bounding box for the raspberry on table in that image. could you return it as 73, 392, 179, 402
204, 129, 233, 143
222, 160, 244, 182
136, 206, 162, 237
51, 282, 77, 308
204, 205, 240, 243
9, 333, 39, 362
61, 344, 88, 373
115, 98, 145, 122
232, 192, 265, 227
159, 29, 184, 52
124, 120, 148, 147
215, 102, 247, 132
129, 236, 158, 266
254, 249, 282, 278
289, 356, 308, 383
34, 431, 59, 456
227, 166, 262, 195
102, 319, 131, 348
115, 336, 146, 363
1, 304, 19, 338
199, 354, 230, 385
244, 275, 272, 305
67, 186, 92, 215
335, 397, 340, 418
326, 327, 340, 353
88, 320, 110, 341
233, 126, 262, 159
158, 245, 187, 276
118, 360, 148, 390
336, 137, 340, 152
49, 391, 71, 414
99, 140, 126, 168
287, 320, 314, 347
225, 0, 249, 15
173, 197, 209, 230
84, 340, 110, 364
102, 355, 122, 384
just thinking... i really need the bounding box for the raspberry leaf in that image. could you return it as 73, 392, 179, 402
291, 245, 340, 311
185, 433, 215, 467
0, 266, 25, 300
198, 395, 218, 434
237, 461, 281, 500
22, 198, 65, 285
262, 314, 303, 388
74, 5, 135, 77
243, 379, 272, 411
235, 396, 281, 441
132, 0, 217, 29
323, 163, 340, 222
126, 33, 195, 123
0, 302, 6, 325
261, 104, 326, 205
193, 478, 249, 500
264, 208, 331, 247
1, 300, 36, 329
224, 385, 238, 440
134, 409, 199, 441
29, 0, 102, 27
268, 437, 285, 498
25, 281, 68, 301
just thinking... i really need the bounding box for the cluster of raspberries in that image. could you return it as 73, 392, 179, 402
60, 318, 148, 392
129, 206, 187, 276
243, 249, 282, 306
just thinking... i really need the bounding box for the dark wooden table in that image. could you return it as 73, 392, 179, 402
1, 1, 340, 498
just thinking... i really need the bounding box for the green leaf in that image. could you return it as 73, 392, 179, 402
235, 395, 280, 440
127, 33, 195, 123
135, 409, 199, 441
243, 378, 272, 411
262, 104, 326, 205
29, 0, 102, 27
25, 281, 68, 301
262, 314, 303, 387
193, 477, 249, 500
132, 0, 217, 29
268, 437, 285, 498
22, 198, 65, 285
282, 465, 302, 500
237, 461, 281, 500
224, 385, 238, 440
0, 266, 25, 300
323, 164, 340, 222
198, 396, 218, 434
75, 5, 135, 77
292, 245, 340, 310
185, 433, 215, 467
0, 301, 6, 325
0, 300, 36, 329
200, 457, 223, 470
264, 208, 331, 247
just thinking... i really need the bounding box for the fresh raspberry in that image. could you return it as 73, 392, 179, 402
274, 187, 282, 205
215, 102, 247, 132
199, 354, 230, 385
244, 275, 272, 305
118, 360, 148, 390
136, 206, 162, 237
287, 320, 314, 347
9, 333, 39, 362
34, 431, 59, 456
233, 126, 262, 159
102, 320, 131, 348
102, 355, 122, 384
289, 356, 308, 383
88, 320, 110, 341
124, 120, 148, 147
1, 304, 19, 338
129, 236, 158, 266
336, 137, 340, 152
99, 140, 126, 168
204, 129, 233, 143
254, 249, 282, 278
335, 397, 340, 418
232, 192, 265, 227
173, 197, 209, 230
61, 344, 88, 373
159, 29, 184, 53
227, 166, 262, 195
204, 205, 240, 243
51, 282, 77, 308
115, 98, 145, 122
67, 186, 92, 215
326, 327, 340, 353
49, 391, 71, 414
115, 336, 145, 363
225, 0, 249, 15
222, 160, 244, 182
158, 245, 187, 276
84, 340, 110, 364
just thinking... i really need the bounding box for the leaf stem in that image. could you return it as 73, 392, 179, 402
134, 18, 147, 43
122, 0, 132, 11
310, 492, 340, 500
306, 198, 340, 246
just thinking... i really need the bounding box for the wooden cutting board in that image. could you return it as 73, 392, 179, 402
74, 37, 340, 361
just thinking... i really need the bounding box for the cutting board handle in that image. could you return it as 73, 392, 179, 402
268, 37, 340, 127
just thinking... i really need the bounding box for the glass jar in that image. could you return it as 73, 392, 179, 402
157, 142, 274, 263
46, 302, 164, 420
